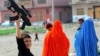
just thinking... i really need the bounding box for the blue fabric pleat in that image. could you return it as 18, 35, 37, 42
74, 18, 98, 56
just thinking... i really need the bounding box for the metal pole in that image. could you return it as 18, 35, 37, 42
52, 0, 54, 21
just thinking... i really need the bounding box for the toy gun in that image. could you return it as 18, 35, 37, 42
7, 0, 32, 30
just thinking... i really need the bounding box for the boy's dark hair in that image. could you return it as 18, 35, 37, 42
46, 23, 53, 29
21, 33, 31, 39
78, 18, 84, 22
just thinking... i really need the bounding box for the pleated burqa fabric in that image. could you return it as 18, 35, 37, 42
74, 18, 98, 56
42, 20, 70, 56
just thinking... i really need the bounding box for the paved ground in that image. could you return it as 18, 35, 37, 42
0, 22, 100, 56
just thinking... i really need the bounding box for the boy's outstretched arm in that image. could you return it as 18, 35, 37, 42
15, 19, 21, 38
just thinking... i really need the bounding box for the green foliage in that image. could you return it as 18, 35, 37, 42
0, 28, 16, 35
24, 26, 46, 33
0, 26, 46, 35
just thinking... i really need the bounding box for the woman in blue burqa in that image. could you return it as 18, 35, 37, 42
74, 17, 98, 56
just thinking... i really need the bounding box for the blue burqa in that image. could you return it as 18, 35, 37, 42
74, 18, 98, 56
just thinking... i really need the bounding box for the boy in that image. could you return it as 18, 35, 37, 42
15, 19, 34, 56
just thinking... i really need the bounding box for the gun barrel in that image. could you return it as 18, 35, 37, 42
21, 5, 32, 18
